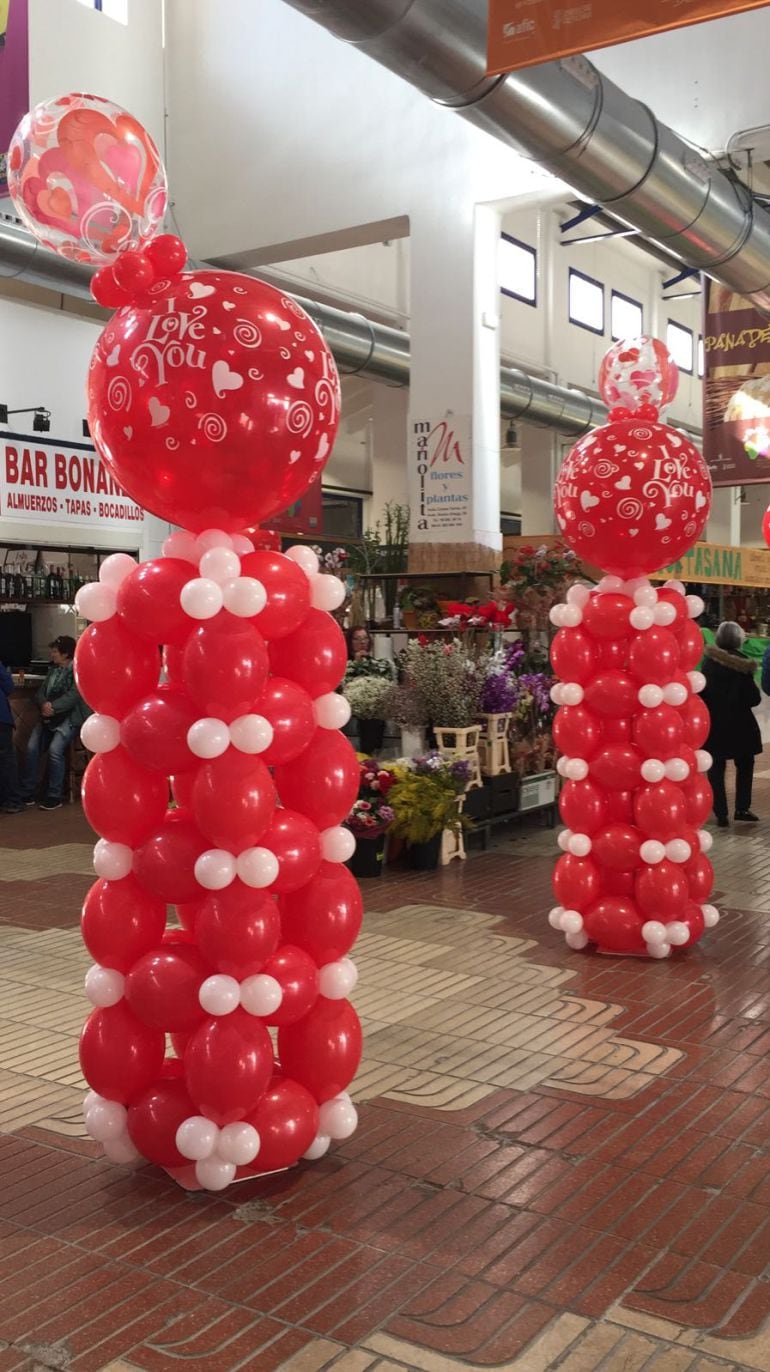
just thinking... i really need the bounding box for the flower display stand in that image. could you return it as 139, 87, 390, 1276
441, 796, 467, 865
478, 713, 512, 777
434, 726, 483, 790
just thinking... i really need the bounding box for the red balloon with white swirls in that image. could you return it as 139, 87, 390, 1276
554, 419, 711, 577
86, 271, 340, 532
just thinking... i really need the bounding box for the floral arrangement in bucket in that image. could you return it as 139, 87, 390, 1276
388, 752, 472, 869
345, 759, 396, 878
397, 638, 488, 729
500, 542, 578, 631
343, 674, 392, 721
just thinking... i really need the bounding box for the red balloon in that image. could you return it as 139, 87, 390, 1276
117, 558, 193, 645
550, 629, 598, 683
145, 232, 187, 275
127, 1072, 197, 1168
628, 627, 680, 684
82, 875, 166, 972
553, 854, 601, 911
636, 860, 690, 918
260, 809, 322, 893
554, 418, 711, 576
603, 869, 636, 896
185, 1008, 274, 1125
113, 249, 154, 294
82, 747, 169, 846
683, 902, 706, 947
87, 272, 340, 531
583, 897, 646, 953
256, 678, 316, 765
597, 639, 628, 670
632, 705, 684, 759
133, 810, 207, 904
279, 861, 362, 964
687, 853, 714, 902
552, 705, 602, 759
582, 594, 633, 640
163, 643, 185, 687
590, 743, 643, 791
91, 265, 129, 309
121, 685, 199, 775
262, 945, 319, 1026
605, 790, 634, 822
183, 615, 269, 721
592, 823, 643, 871
683, 773, 713, 827
278, 997, 362, 1104
125, 936, 209, 1032
634, 781, 686, 837
274, 731, 359, 829
243, 528, 282, 551
559, 779, 607, 834
603, 718, 632, 744
195, 884, 280, 976
241, 1075, 319, 1173
682, 697, 710, 749
192, 752, 276, 853
679, 619, 704, 671
656, 588, 688, 632
170, 772, 195, 811
584, 671, 638, 719
239, 550, 311, 640
268, 609, 347, 698
75, 618, 159, 715
79, 1002, 165, 1103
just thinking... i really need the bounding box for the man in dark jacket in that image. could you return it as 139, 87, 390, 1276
0, 660, 22, 813
702, 621, 762, 826
21, 635, 90, 811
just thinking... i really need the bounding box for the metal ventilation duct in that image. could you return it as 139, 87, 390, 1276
281, 0, 770, 312
0, 219, 606, 436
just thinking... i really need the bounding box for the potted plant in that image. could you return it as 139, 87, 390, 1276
398, 585, 441, 630
343, 673, 392, 757
383, 679, 428, 758
346, 759, 395, 878
388, 752, 471, 870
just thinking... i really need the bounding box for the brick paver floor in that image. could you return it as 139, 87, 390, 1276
3, 775, 770, 1370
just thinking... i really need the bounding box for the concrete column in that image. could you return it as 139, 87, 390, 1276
370, 382, 409, 519
519, 426, 558, 536
706, 486, 741, 545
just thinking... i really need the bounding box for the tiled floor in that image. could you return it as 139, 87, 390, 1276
3, 780, 770, 1370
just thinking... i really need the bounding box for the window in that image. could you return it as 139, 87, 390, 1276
569, 268, 604, 335
611, 290, 643, 341
322, 492, 363, 540
76, 0, 128, 23
667, 320, 694, 374
500, 234, 537, 306
698, 335, 705, 379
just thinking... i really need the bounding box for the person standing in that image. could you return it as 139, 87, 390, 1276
21, 636, 90, 812
0, 660, 22, 814
702, 621, 762, 827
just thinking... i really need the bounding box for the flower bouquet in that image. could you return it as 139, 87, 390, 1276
345, 759, 395, 878
388, 752, 471, 870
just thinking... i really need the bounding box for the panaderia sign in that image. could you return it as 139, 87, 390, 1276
1, 432, 144, 531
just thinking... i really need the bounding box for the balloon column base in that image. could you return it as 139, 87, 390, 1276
164, 1162, 292, 1191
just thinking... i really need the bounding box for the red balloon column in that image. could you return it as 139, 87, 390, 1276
9, 94, 363, 1189
550, 338, 719, 959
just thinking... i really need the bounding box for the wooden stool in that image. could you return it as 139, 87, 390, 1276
434, 725, 483, 791
478, 713, 512, 777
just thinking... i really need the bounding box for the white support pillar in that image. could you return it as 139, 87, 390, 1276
371, 382, 409, 518
707, 486, 741, 545
140, 514, 172, 562
519, 426, 558, 536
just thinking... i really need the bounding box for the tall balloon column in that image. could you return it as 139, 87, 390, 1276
9, 95, 363, 1187
549, 339, 719, 959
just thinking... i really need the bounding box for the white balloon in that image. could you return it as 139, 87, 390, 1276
666, 839, 692, 864
195, 1156, 236, 1190
549, 605, 567, 628
314, 693, 352, 730
566, 584, 591, 606
633, 586, 658, 608
547, 906, 565, 930
199, 974, 241, 1016
84, 1097, 127, 1142
653, 601, 677, 626
702, 903, 720, 929
598, 575, 625, 594
222, 576, 267, 618
561, 682, 584, 706
163, 530, 199, 562
662, 682, 688, 707
630, 606, 655, 631
688, 671, 706, 694
229, 714, 274, 754
667, 921, 690, 947
175, 1115, 220, 1161
561, 910, 584, 935
303, 1133, 331, 1161
565, 930, 589, 950
561, 605, 583, 628
237, 847, 279, 889
641, 920, 666, 943
318, 957, 358, 999
638, 684, 664, 708
195, 849, 237, 891
286, 544, 319, 578
557, 829, 573, 852
698, 830, 714, 853
198, 546, 241, 584
685, 594, 705, 619
230, 534, 255, 556
640, 840, 665, 865
103, 1133, 143, 1164
321, 826, 356, 863
568, 833, 592, 858
75, 582, 117, 623
565, 758, 589, 782
664, 758, 690, 783
180, 577, 224, 620
641, 759, 666, 783
647, 942, 671, 959
665, 580, 686, 597
695, 750, 713, 773
310, 573, 346, 612
319, 1097, 358, 1141
240, 973, 283, 1016
82, 713, 121, 753
195, 529, 234, 556
99, 552, 136, 588
93, 839, 133, 880
85, 964, 125, 1008
623, 577, 650, 596
556, 755, 570, 777
217, 1122, 261, 1166
187, 718, 230, 759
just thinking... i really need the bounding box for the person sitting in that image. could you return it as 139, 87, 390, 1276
0, 660, 22, 814
702, 621, 762, 827
21, 636, 91, 812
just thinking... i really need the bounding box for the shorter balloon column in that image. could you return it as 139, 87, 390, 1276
75, 539, 363, 1187
549, 337, 719, 959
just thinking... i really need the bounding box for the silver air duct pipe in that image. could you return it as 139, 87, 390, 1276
280, 0, 770, 312
0, 219, 606, 436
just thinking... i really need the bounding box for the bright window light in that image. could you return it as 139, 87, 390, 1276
611, 290, 643, 341
569, 268, 604, 335
500, 234, 536, 306
698, 335, 704, 378
667, 320, 694, 373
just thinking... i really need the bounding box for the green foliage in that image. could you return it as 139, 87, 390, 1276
388, 770, 466, 844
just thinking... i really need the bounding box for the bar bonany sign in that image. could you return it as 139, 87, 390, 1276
1, 433, 145, 531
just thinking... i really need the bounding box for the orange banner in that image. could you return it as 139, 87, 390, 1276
488, 0, 770, 75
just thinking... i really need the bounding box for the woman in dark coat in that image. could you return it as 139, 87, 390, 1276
702, 621, 762, 826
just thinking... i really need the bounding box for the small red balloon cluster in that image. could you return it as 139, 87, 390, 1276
90, 232, 188, 309
550, 340, 718, 959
